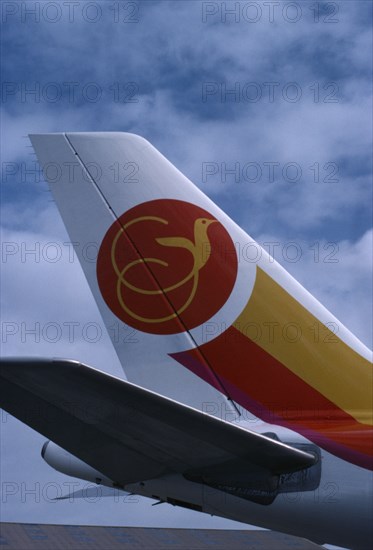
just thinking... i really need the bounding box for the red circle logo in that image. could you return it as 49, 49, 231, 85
97, 199, 238, 334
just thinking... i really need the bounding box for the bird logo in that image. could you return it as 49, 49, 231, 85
97, 199, 238, 335
110, 216, 217, 324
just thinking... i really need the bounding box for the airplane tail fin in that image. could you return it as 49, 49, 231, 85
30, 133, 372, 470
29, 132, 250, 414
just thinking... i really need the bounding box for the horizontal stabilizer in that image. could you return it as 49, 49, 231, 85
0, 358, 316, 491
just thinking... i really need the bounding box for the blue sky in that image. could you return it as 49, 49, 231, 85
1, 0, 372, 534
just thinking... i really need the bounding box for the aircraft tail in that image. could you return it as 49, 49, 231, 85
30, 132, 250, 414
30, 133, 372, 469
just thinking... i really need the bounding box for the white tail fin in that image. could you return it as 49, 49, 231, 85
29, 132, 252, 414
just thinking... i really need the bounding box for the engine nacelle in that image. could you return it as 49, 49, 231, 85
41, 441, 113, 487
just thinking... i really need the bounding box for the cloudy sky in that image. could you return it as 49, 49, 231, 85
1, 0, 372, 535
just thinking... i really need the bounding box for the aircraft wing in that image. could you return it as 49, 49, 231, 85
0, 358, 316, 491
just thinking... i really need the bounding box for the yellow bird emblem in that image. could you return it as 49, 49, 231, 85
110, 216, 217, 323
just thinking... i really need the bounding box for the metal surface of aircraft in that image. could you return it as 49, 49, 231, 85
1, 133, 372, 549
